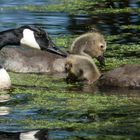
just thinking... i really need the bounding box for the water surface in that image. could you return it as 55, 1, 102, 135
0, 0, 140, 139
0, 0, 140, 42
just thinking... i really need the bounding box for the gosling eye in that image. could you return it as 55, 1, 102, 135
65, 63, 72, 72
100, 45, 104, 49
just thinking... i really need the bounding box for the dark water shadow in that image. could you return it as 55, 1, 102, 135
99, 87, 140, 97
12, 84, 49, 90
66, 83, 98, 94
66, 82, 140, 97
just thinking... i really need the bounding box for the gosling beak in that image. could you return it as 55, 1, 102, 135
45, 46, 67, 57
97, 55, 105, 66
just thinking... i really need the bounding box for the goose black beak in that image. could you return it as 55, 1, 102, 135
45, 46, 67, 57
97, 55, 105, 66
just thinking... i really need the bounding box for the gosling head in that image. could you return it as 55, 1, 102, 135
0, 66, 11, 90
65, 55, 101, 84
84, 32, 106, 66
70, 32, 107, 66
65, 61, 83, 84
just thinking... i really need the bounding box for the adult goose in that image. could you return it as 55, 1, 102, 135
98, 64, 140, 89
0, 31, 106, 73
0, 25, 67, 57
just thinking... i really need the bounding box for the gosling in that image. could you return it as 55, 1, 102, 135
65, 55, 101, 84
70, 31, 107, 65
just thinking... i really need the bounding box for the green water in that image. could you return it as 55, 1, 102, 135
0, 0, 140, 139
0, 72, 139, 139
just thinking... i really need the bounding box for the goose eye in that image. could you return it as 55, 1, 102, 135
35, 32, 42, 37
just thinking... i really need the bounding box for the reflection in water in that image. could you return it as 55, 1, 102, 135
0, 106, 10, 116
99, 87, 140, 97
0, 0, 140, 139
67, 83, 140, 96
20, 130, 48, 140
0, 0, 54, 7
0, 94, 11, 115
0, 129, 48, 140
0, 93, 11, 103
105, 0, 138, 8
0, 128, 140, 140
0, 0, 139, 43
67, 84, 98, 94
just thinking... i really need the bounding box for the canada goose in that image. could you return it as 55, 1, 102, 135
65, 57, 140, 88
0, 25, 67, 57
65, 55, 101, 84
98, 64, 140, 88
0, 65, 11, 90
0, 48, 66, 73
0, 31, 106, 73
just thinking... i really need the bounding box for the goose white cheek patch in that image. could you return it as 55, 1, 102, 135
20, 29, 40, 50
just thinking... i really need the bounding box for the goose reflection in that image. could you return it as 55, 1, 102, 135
0, 106, 11, 116
0, 129, 49, 140
0, 93, 11, 103
0, 93, 11, 115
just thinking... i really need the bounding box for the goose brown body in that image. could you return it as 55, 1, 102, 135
0, 31, 106, 73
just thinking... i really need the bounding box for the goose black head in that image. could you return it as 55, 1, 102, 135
0, 25, 67, 57
20, 25, 67, 57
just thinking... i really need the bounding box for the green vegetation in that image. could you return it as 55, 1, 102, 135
0, 0, 140, 15
54, 34, 140, 71
0, 0, 140, 139
121, 25, 140, 30
1, 72, 139, 139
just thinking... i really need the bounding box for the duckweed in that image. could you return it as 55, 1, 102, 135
0, 0, 140, 139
